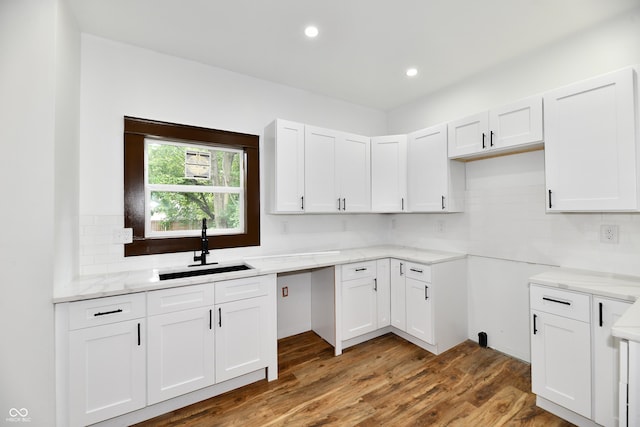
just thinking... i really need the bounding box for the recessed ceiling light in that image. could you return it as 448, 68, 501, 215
406, 68, 418, 77
305, 26, 319, 38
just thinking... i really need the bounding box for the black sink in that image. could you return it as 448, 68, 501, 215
159, 264, 252, 281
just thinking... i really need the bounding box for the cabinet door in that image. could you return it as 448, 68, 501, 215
489, 96, 543, 151
69, 320, 145, 427
530, 310, 591, 418
371, 135, 407, 212
544, 67, 638, 211
147, 307, 215, 404
593, 297, 632, 427
272, 120, 305, 212
376, 259, 390, 328
405, 277, 434, 344
447, 112, 489, 158
305, 126, 338, 212
215, 296, 269, 383
342, 276, 377, 340
408, 124, 449, 212
390, 259, 406, 331
337, 132, 371, 212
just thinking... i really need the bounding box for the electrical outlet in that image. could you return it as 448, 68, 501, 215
112, 228, 133, 244
436, 220, 446, 234
282, 286, 288, 297
600, 224, 619, 244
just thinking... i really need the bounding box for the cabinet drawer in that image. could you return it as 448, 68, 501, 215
147, 284, 214, 316
405, 262, 431, 282
69, 293, 146, 330
215, 276, 268, 304
341, 261, 377, 281
530, 285, 590, 322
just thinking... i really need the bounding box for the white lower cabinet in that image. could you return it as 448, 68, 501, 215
59, 274, 277, 426
390, 258, 467, 354
341, 260, 390, 341
66, 294, 147, 427
593, 296, 632, 427
214, 274, 275, 383
341, 261, 379, 340
530, 305, 592, 417
405, 275, 434, 345
390, 259, 406, 331
147, 284, 215, 404
530, 284, 631, 426
215, 295, 270, 382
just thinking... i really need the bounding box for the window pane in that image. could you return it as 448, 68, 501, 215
150, 191, 241, 233
147, 141, 241, 188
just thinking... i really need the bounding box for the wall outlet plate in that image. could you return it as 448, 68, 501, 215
113, 228, 133, 244
600, 224, 619, 244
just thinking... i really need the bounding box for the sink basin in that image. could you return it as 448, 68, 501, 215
159, 263, 253, 281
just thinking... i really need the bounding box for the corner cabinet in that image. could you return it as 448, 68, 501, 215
544, 67, 639, 212
371, 135, 408, 212
407, 124, 465, 212
264, 119, 305, 213
390, 258, 467, 355
448, 96, 543, 160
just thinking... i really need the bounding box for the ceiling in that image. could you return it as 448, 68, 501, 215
67, 0, 640, 111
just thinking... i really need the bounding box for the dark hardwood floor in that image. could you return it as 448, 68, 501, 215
134, 332, 574, 426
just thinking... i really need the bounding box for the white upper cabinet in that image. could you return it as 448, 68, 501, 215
305, 126, 371, 213
371, 135, 408, 212
544, 67, 639, 212
448, 96, 543, 159
337, 132, 371, 212
407, 124, 465, 212
265, 119, 305, 213
305, 126, 339, 212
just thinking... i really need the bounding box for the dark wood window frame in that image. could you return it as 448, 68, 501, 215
124, 116, 260, 256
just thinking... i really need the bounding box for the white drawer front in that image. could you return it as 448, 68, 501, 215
215, 276, 269, 304
341, 261, 377, 281
69, 293, 146, 330
147, 284, 214, 316
530, 285, 590, 322
405, 262, 431, 282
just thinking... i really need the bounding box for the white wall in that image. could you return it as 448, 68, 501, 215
78, 35, 389, 275
277, 272, 312, 339
0, 0, 78, 423
387, 8, 640, 361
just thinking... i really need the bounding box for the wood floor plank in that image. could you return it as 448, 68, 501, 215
134, 332, 574, 427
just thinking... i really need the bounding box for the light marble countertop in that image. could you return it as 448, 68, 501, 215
529, 268, 640, 342
54, 245, 466, 303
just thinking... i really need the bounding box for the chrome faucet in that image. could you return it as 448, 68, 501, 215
193, 218, 210, 265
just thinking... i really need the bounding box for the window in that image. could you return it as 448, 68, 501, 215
124, 117, 260, 256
